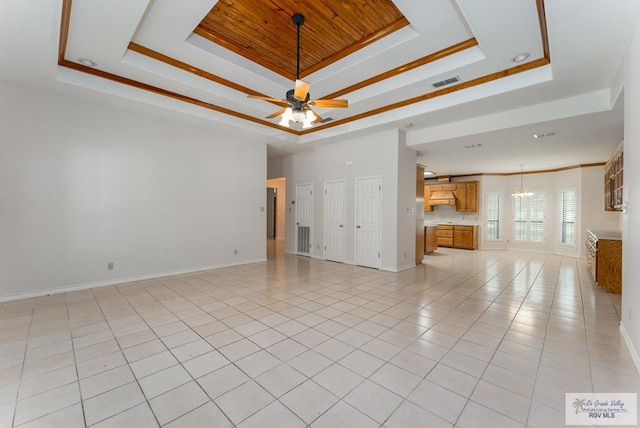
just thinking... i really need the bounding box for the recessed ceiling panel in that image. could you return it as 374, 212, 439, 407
194, 0, 409, 80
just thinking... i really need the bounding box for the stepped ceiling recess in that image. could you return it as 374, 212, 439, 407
2, 0, 640, 174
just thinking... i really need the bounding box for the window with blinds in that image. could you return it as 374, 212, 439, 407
486, 192, 501, 240
561, 189, 577, 245
513, 191, 546, 242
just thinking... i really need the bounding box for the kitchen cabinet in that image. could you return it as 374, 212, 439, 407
424, 181, 478, 212
453, 225, 477, 249
586, 229, 622, 294
604, 140, 623, 211
423, 185, 433, 212
437, 224, 478, 250
463, 182, 478, 212
436, 225, 453, 247
424, 225, 438, 253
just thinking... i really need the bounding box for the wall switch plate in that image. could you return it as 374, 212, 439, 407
107, 262, 114, 270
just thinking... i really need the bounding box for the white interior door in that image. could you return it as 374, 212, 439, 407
295, 183, 313, 256
355, 177, 381, 269
324, 180, 346, 263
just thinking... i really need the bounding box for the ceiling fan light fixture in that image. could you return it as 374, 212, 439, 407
279, 107, 293, 127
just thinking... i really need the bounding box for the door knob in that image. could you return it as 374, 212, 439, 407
356, 225, 361, 229
339, 225, 344, 228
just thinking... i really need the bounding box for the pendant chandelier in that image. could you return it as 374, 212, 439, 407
512, 164, 534, 198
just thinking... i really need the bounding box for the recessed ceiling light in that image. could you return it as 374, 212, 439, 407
78, 58, 97, 67
533, 131, 556, 139
512, 52, 530, 63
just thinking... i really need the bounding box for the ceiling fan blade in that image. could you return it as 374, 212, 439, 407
293, 79, 311, 101
266, 108, 286, 119
308, 99, 348, 108
247, 94, 289, 106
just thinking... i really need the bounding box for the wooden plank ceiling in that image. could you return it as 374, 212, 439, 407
195, 0, 409, 81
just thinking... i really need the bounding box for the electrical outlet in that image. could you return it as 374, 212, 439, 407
404, 252, 407, 258
234, 249, 238, 255
107, 262, 114, 270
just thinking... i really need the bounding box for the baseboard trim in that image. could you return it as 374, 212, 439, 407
0, 258, 267, 303
620, 323, 640, 376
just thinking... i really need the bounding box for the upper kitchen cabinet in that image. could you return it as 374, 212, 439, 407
604, 140, 623, 211
457, 182, 478, 212
424, 181, 478, 212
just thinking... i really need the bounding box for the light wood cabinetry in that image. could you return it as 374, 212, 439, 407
423, 185, 433, 212
424, 225, 438, 253
604, 140, 623, 211
453, 225, 477, 250
437, 224, 478, 250
586, 229, 622, 294
424, 181, 478, 212
436, 225, 453, 247
463, 182, 478, 212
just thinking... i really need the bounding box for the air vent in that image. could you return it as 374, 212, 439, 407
319, 117, 334, 124
432, 76, 460, 88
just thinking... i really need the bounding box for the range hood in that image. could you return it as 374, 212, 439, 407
429, 190, 456, 205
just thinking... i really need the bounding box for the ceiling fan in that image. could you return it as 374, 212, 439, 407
248, 13, 348, 129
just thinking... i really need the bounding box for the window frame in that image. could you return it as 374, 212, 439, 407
559, 187, 578, 248
512, 190, 547, 244
485, 191, 502, 241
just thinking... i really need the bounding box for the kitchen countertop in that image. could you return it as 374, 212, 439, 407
425, 221, 480, 226
587, 229, 622, 240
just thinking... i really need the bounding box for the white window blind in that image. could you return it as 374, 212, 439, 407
486, 192, 501, 240
561, 189, 577, 245
513, 192, 546, 242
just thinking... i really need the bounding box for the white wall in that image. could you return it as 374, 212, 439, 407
397, 131, 419, 271
280, 129, 415, 272
0, 81, 267, 300
621, 19, 640, 371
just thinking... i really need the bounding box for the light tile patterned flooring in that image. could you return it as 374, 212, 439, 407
1, 244, 638, 427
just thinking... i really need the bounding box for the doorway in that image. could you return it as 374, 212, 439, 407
266, 177, 286, 259
266, 187, 276, 238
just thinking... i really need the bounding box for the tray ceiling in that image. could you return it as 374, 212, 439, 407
195, 0, 409, 80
